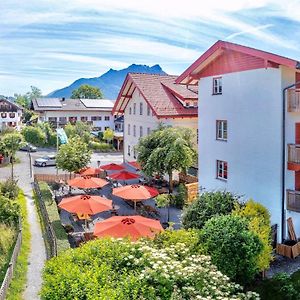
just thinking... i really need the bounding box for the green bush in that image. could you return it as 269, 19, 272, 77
233, 199, 273, 271
0, 178, 19, 200
200, 214, 263, 285
21, 126, 46, 146
182, 191, 239, 229
37, 122, 57, 147
172, 183, 187, 208
0, 194, 20, 225
65, 121, 91, 144
89, 141, 113, 152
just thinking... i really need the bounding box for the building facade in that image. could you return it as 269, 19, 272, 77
0, 98, 23, 131
32, 98, 115, 132
112, 73, 198, 162
176, 40, 300, 241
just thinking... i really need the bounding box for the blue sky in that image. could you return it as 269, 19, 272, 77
1, 0, 300, 96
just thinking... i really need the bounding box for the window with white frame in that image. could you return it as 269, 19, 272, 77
128, 145, 131, 156
213, 77, 222, 95
133, 148, 137, 159
128, 124, 130, 135
129, 107, 132, 115
147, 127, 151, 135
139, 126, 143, 138
217, 160, 228, 180
105, 116, 110, 121
133, 103, 136, 115
133, 125, 136, 137
147, 105, 151, 116
216, 120, 227, 141
140, 102, 143, 115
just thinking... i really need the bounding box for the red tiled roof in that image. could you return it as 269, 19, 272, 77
176, 40, 300, 85
112, 73, 198, 118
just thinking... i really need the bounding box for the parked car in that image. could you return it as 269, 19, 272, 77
20, 143, 37, 152
34, 155, 56, 167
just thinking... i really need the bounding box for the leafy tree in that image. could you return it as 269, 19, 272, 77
71, 84, 103, 99
0, 178, 19, 200
103, 128, 114, 143
36, 122, 57, 146
22, 126, 46, 146
182, 191, 239, 229
0, 194, 20, 225
200, 214, 263, 284
137, 126, 196, 192
1, 132, 24, 179
56, 137, 92, 176
233, 199, 273, 272
64, 121, 91, 144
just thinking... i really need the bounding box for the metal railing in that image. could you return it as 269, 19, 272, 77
0, 218, 22, 300
287, 189, 300, 212
287, 88, 300, 112
33, 181, 57, 259
288, 144, 300, 164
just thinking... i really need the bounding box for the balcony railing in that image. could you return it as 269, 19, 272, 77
287, 88, 300, 112
288, 144, 300, 164
287, 190, 300, 212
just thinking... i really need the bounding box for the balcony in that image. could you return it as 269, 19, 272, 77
287, 89, 300, 112
287, 190, 300, 212
287, 144, 300, 171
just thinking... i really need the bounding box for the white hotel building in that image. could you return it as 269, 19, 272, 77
0, 98, 23, 131
176, 40, 300, 241
112, 73, 198, 162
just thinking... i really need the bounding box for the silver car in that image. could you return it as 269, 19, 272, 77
34, 155, 56, 167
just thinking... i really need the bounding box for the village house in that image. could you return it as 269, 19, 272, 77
176, 40, 300, 241
0, 98, 23, 131
32, 98, 115, 132
112, 73, 198, 162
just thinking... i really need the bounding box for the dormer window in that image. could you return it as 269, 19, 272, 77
213, 77, 222, 95
186, 102, 190, 107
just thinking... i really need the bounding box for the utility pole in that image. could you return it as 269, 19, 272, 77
56, 120, 59, 176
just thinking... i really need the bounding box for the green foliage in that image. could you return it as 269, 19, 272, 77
89, 141, 113, 152
182, 191, 239, 229
6, 191, 31, 300
22, 126, 46, 146
41, 238, 259, 300
173, 183, 187, 209
103, 128, 114, 143
97, 131, 104, 140
0, 178, 19, 200
56, 137, 92, 174
64, 121, 91, 144
233, 200, 273, 271
37, 122, 57, 146
0, 194, 20, 225
200, 214, 263, 284
155, 193, 171, 208
37, 182, 69, 253
71, 84, 103, 99
137, 126, 197, 192
1, 132, 24, 157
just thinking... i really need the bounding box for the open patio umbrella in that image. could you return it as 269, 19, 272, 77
77, 167, 103, 177
101, 163, 125, 171
112, 184, 159, 210
109, 170, 140, 181
93, 216, 163, 241
67, 176, 109, 189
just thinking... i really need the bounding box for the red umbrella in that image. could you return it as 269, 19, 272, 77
109, 170, 140, 181
77, 167, 103, 177
127, 161, 141, 170
67, 176, 109, 189
112, 185, 159, 210
93, 216, 163, 241
101, 163, 125, 171
58, 195, 112, 215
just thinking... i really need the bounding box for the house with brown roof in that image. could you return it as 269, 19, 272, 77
0, 98, 23, 131
112, 73, 198, 161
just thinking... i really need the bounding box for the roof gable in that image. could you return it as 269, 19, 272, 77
176, 40, 300, 85
0, 98, 23, 111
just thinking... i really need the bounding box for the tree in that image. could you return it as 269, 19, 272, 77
1, 132, 24, 179
201, 214, 263, 284
137, 126, 196, 192
22, 126, 46, 146
71, 84, 103, 99
182, 191, 239, 229
64, 121, 91, 144
56, 137, 92, 176
103, 128, 114, 144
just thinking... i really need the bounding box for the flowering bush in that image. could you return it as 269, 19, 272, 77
41, 237, 260, 300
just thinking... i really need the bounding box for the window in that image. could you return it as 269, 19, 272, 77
91, 116, 101, 121
147, 105, 151, 116
133, 103, 136, 115
147, 127, 151, 135
105, 116, 110, 121
81, 116, 88, 122
217, 160, 228, 180
128, 124, 131, 135
59, 117, 67, 124
216, 120, 227, 141
128, 145, 131, 156
105, 126, 109, 130
9, 112, 15, 118
1, 113, 7, 118
129, 107, 132, 115
213, 77, 222, 95
69, 116, 77, 123
133, 148, 137, 159
133, 125, 136, 137
139, 126, 143, 138
48, 117, 57, 123
139, 102, 143, 115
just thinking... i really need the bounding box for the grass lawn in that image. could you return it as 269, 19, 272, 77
37, 182, 69, 254
5, 191, 31, 300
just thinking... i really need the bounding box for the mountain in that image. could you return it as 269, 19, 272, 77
47, 64, 167, 100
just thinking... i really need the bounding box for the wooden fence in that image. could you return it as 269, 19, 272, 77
33, 181, 57, 259
185, 182, 198, 203
33, 173, 79, 183
0, 218, 22, 300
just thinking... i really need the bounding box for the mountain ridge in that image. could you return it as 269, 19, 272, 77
47, 64, 167, 99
